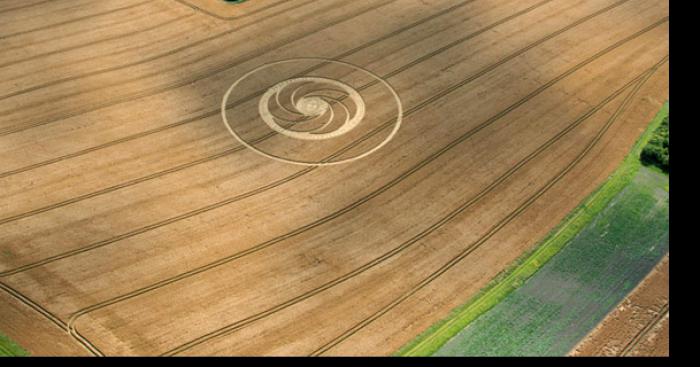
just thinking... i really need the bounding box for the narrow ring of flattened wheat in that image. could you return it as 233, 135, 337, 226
221, 57, 403, 166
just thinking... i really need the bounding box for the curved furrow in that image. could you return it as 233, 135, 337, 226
308, 55, 667, 356
172, 0, 293, 21
0, 0, 627, 276
0, 0, 482, 180
0, 0, 546, 227
0, 0, 57, 15
0, 11, 192, 69
0, 281, 102, 356
162, 66, 658, 356
66, 24, 667, 355
0, 0, 153, 41
0, 0, 359, 126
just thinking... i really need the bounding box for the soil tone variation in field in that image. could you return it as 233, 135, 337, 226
572, 255, 669, 356
0, 0, 669, 356
434, 166, 669, 356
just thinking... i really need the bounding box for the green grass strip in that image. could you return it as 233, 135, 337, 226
397, 101, 669, 356
0, 332, 28, 357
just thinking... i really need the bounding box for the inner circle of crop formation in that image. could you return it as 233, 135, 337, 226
221, 58, 403, 166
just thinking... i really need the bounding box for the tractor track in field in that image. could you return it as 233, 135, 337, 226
0, 0, 153, 41
0, 0, 639, 279
0, 0, 553, 232
65, 33, 666, 356
0, 281, 103, 356
0, 0, 486, 180
619, 303, 669, 356
0, 0, 391, 133
161, 63, 661, 356
0, 12, 194, 69
0, 0, 561, 262
0, 1, 170, 54
0, 0, 59, 15
0, 0, 668, 356
307, 53, 667, 357
171, 0, 291, 21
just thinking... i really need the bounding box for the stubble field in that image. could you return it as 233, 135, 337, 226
0, 0, 669, 356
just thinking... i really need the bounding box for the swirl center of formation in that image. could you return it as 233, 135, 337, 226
221, 58, 402, 166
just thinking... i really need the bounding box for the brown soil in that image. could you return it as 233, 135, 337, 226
0, 0, 669, 356
571, 255, 669, 357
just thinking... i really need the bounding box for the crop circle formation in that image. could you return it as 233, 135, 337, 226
221, 58, 403, 166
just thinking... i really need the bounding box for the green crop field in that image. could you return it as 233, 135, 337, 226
398, 102, 669, 356
433, 165, 668, 356
0, 332, 27, 357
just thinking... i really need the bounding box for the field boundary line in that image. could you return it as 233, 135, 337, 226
6, 11, 655, 348
0, 0, 56, 15
0, 281, 102, 356
0, 0, 551, 227
0, 0, 483, 179
0, 0, 558, 272
0, 0, 391, 133
2, 0, 629, 278
0, 0, 153, 41
162, 59, 662, 356
48, 10, 662, 357
172, 0, 287, 21
396, 80, 670, 358
310, 52, 668, 356
0, 12, 194, 69
0, 0, 322, 103
619, 303, 669, 356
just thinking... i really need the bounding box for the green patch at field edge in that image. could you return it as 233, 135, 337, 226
435, 165, 667, 356
396, 101, 669, 356
0, 332, 28, 357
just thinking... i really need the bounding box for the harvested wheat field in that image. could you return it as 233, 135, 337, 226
572, 255, 669, 356
0, 0, 669, 356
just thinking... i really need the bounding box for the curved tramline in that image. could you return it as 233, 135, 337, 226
0, 0, 566, 269
0, 0, 317, 103
0, 0, 669, 356
66, 27, 666, 355
308, 55, 667, 356
171, 0, 292, 21
0, 12, 194, 69
0, 0, 486, 179
0, 1, 153, 41
0, 0, 551, 226
0, 0, 389, 133
161, 59, 663, 356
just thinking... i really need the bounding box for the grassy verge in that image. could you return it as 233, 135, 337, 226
0, 332, 27, 357
397, 101, 669, 356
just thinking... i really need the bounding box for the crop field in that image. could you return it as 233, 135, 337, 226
0, 0, 669, 356
572, 255, 669, 356
434, 165, 669, 356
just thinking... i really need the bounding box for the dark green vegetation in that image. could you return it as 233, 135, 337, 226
640, 115, 669, 173
0, 332, 28, 357
398, 103, 669, 356
434, 165, 669, 356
